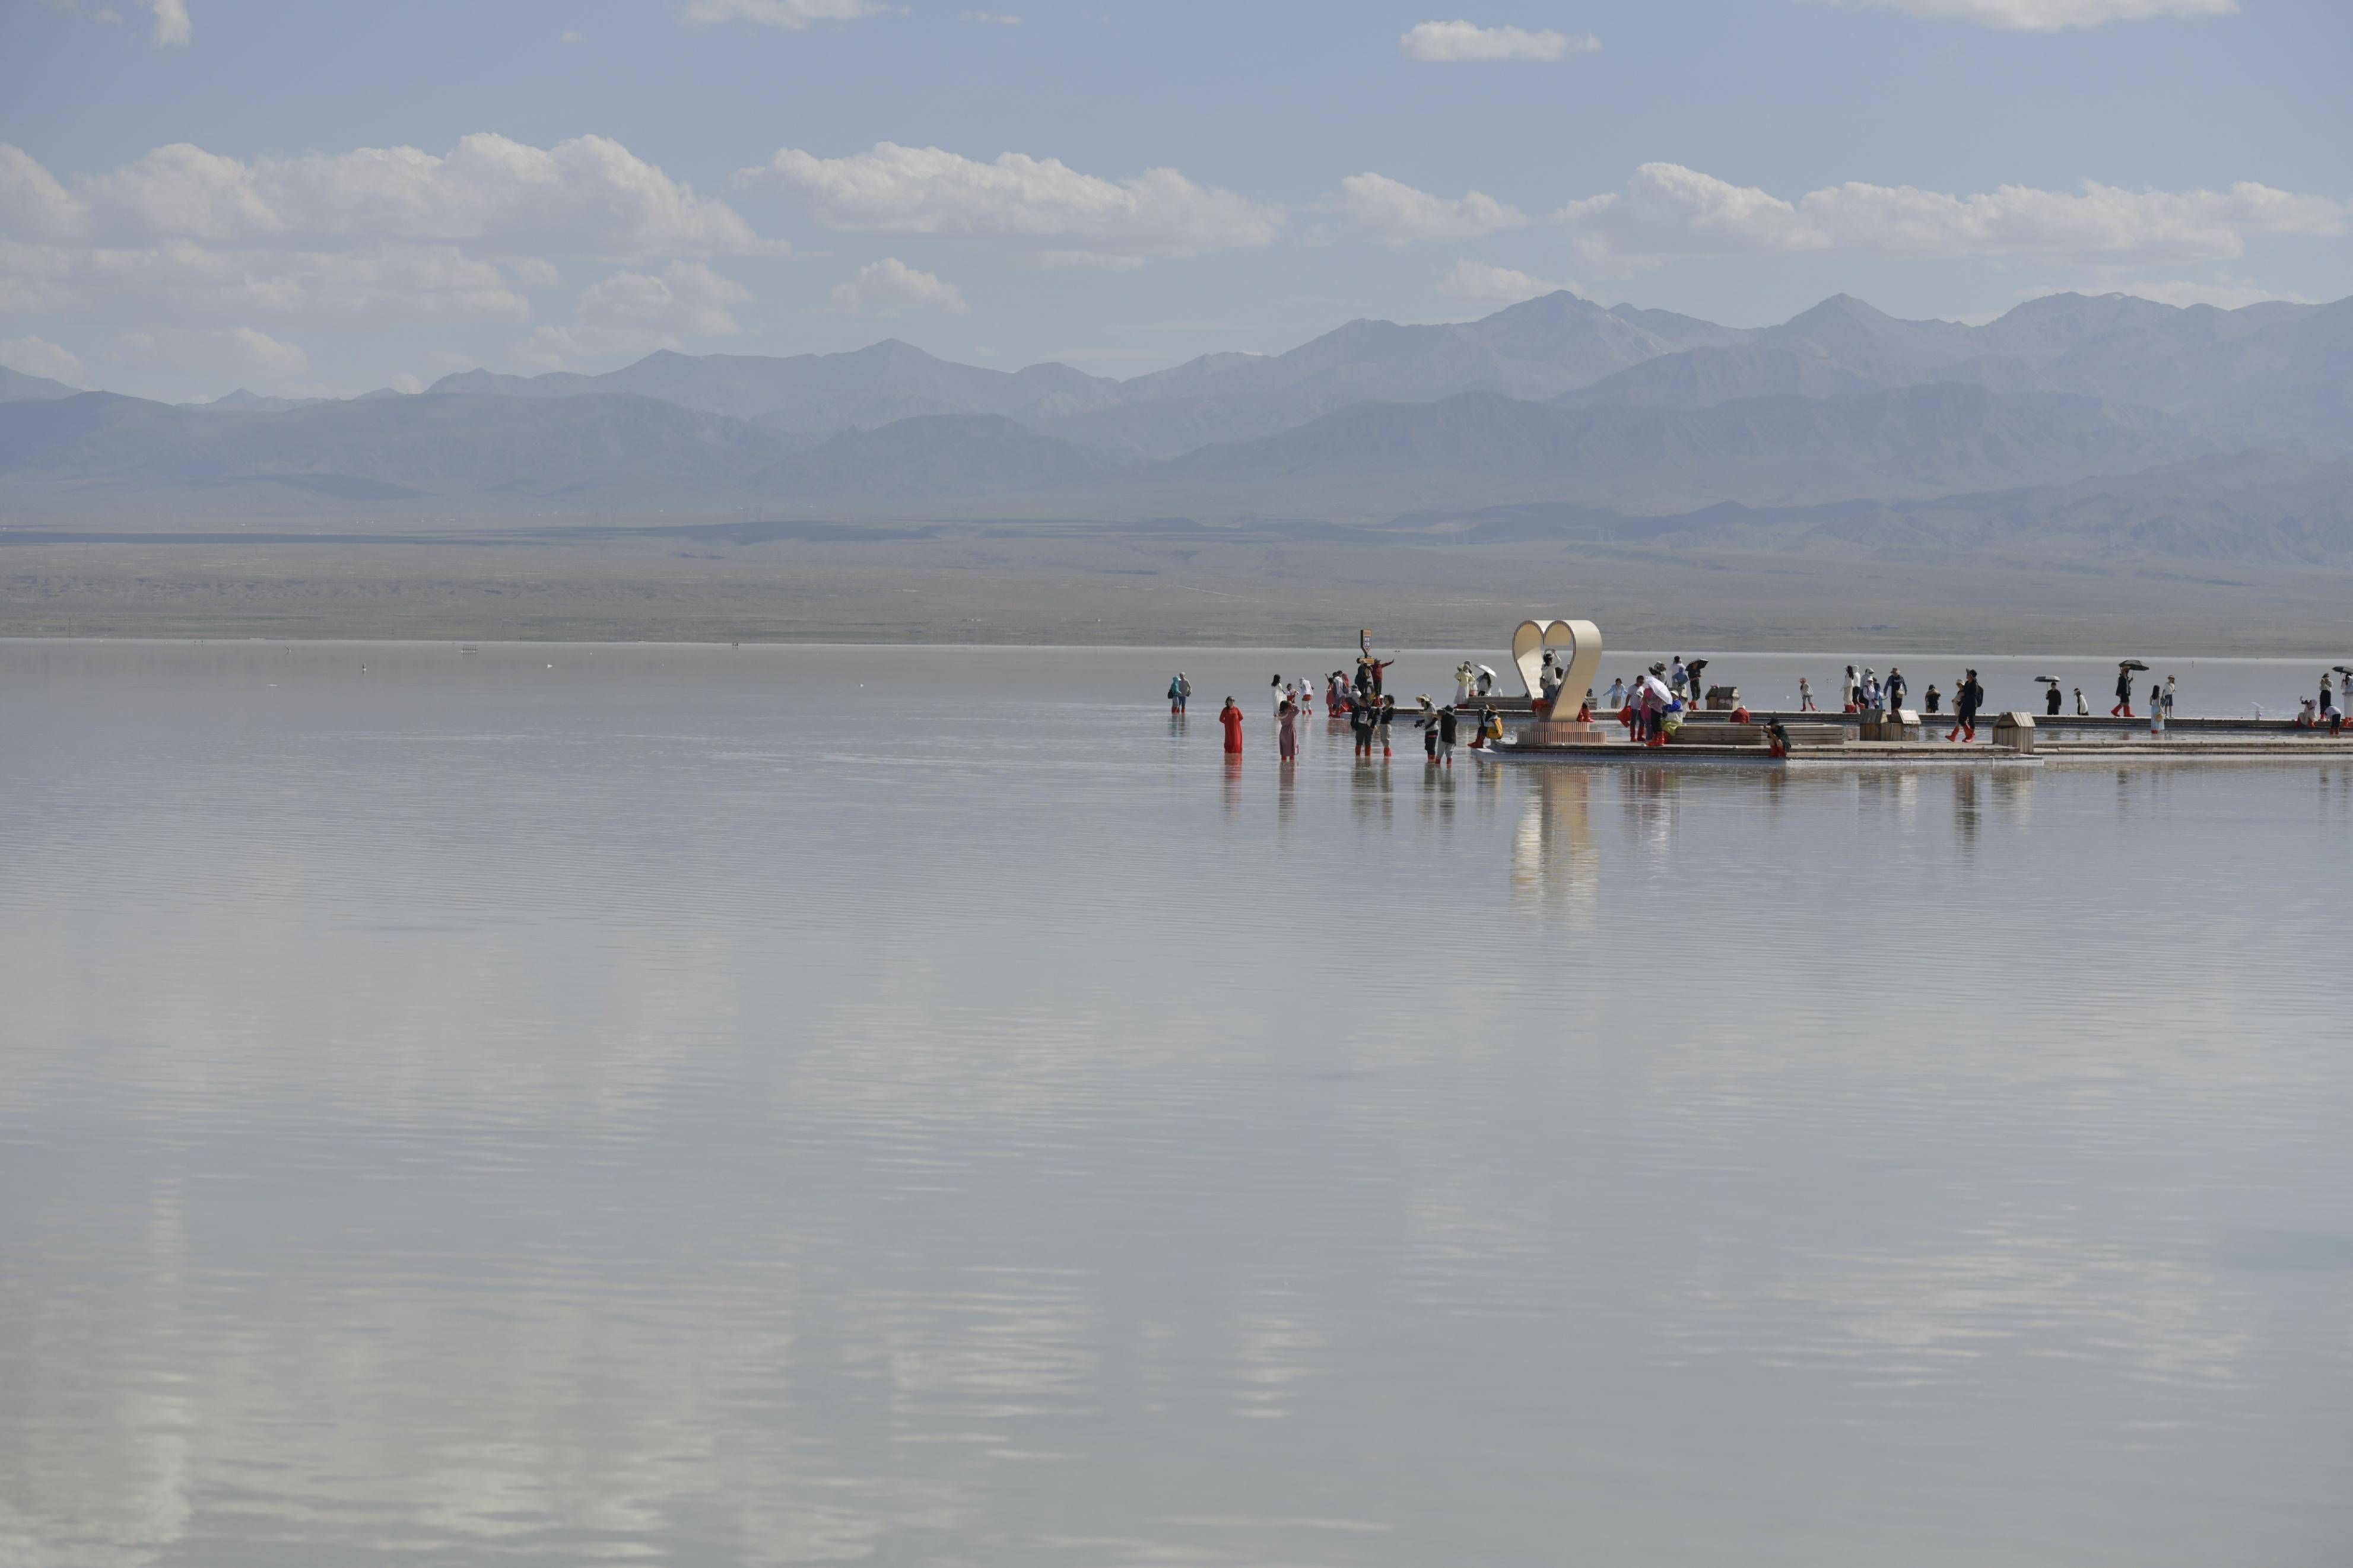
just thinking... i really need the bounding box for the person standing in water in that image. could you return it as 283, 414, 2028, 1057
1218, 697, 1245, 758
1168, 672, 1190, 714
1349, 696, 1376, 759
1277, 697, 1299, 762
1437, 705, 1457, 765
1377, 695, 1397, 758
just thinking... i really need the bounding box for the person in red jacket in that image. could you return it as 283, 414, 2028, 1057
1218, 697, 1245, 756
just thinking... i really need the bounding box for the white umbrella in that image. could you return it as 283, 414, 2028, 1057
1640, 675, 1673, 704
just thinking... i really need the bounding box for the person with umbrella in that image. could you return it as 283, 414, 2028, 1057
2038, 675, 2062, 717
1946, 669, 1985, 743
2110, 660, 2146, 718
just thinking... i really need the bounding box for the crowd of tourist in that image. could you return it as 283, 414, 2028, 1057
1170, 651, 2353, 758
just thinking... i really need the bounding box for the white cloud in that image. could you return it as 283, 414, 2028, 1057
676, 0, 890, 31
143, 0, 190, 45
4, 240, 531, 326
1341, 173, 1527, 245
120, 326, 307, 384
516, 261, 753, 367
830, 257, 968, 317
1036, 250, 1145, 271
740, 141, 1281, 260
1558, 161, 2349, 269
389, 373, 424, 394
580, 260, 751, 336
1811, 0, 2236, 31
40, 0, 188, 46
1439, 259, 1577, 305
959, 10, 1021, 21
0, 335, 85, 383
0, 136, 781, 346
1399, 21, 1599, 61
53, 134, 774, 257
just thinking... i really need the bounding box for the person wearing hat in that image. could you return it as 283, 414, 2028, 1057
2111, 663, 2135, 718
1946, 669, 1984, 743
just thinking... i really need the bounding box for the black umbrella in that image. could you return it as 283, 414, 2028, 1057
2119, 659, 2151, 671
2034, 675, 2060, 683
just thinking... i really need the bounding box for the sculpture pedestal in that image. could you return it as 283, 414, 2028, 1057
1522, 720, 1608, 746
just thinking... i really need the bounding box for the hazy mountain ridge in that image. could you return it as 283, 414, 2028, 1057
1, 290, 2345, 555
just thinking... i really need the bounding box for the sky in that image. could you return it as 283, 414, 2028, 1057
2, 0, 2348, 400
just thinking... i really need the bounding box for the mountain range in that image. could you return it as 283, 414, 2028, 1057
3, 290, 2348, 554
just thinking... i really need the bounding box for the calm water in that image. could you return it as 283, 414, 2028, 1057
3, 641, 2349, 1568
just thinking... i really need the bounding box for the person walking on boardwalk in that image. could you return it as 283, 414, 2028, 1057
2075, 686, 2089, 716
1277, 698, 1300, 762
2111, 663, 2136, 718
1218, 697, 1245, 757
1799, 676, 1818, 712
1946, 669, 1984, 743
1885, 666, 1908, 713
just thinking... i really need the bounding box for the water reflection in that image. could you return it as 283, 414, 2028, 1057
2, 643, 2349, 1568
1511, 767, 1598, 920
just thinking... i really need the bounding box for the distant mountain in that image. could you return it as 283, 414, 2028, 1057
433, 340, 1125, 433
748, 415, 1107, 503
0, 391, 807, 505
1139, 383, 2206, 515
1, 365, 82, 402
7, 289, 2346, 544
1417, 451, 2353, 565
199, 388, 326, 412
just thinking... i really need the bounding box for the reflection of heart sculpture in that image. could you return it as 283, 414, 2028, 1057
1512, 619, 1603, 714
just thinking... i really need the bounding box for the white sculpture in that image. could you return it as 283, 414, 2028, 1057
1511, 619, 1602, 717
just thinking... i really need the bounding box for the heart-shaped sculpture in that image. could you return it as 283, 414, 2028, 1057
1511, 618, 1603, 715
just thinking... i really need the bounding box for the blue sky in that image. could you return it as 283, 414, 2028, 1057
4, 0, 2347, 399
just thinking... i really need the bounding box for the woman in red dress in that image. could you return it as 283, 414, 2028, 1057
1218, 697, 1246, 756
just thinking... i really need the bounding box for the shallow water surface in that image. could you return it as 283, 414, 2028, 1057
2, 642, 2349, 1567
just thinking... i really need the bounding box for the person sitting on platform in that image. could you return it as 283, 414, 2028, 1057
1924, 683, 1941, 715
